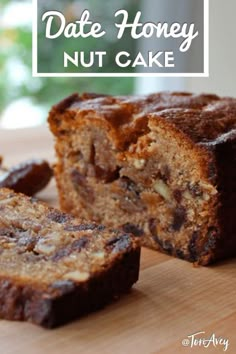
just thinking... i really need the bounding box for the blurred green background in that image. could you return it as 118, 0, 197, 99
1, 0, 236, 128
0, 0, 137, 128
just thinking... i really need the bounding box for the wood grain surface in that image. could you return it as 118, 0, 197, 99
0, 126, 235, 354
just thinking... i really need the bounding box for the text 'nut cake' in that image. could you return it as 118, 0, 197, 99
48, 92, 236, 265
0, 188, 140, 328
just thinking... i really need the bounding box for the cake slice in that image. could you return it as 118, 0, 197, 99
48, 92, 236, 265
0, 188, 140, 328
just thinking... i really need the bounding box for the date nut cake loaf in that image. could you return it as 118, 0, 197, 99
0, 188, 140, 328
48, 92, 236, 265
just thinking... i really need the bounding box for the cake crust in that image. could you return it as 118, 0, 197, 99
49, 92, 236, 145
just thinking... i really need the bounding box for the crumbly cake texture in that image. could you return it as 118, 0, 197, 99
0, 188, 140, 328
48, 92, 236, 265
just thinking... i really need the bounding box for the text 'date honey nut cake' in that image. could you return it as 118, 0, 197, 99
48, 92, 236, 265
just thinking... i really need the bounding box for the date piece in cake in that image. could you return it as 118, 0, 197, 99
0, 188, 140, 328
48, 92, 236, 265
0, 158, 53, 196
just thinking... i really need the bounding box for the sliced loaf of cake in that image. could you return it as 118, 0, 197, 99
48, 92, 236, 265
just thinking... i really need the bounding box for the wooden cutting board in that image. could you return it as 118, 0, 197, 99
0, 126, 235, 354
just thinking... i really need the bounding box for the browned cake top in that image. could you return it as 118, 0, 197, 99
0, 188, 139, 294
53, 92, 236, 145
